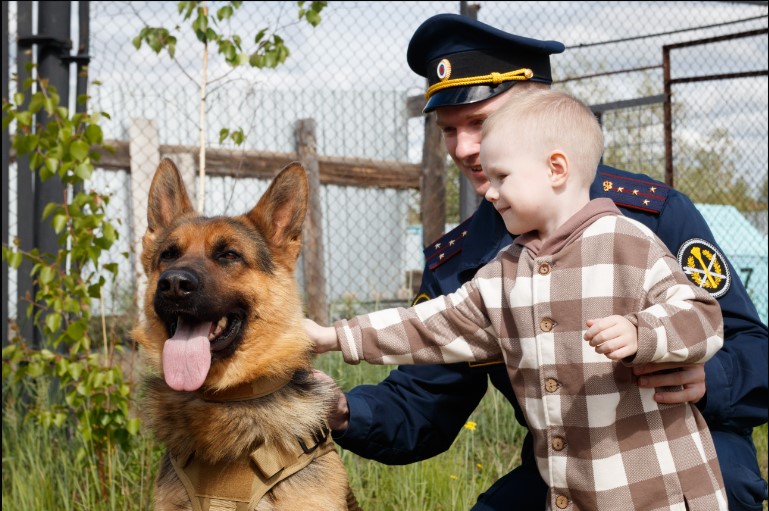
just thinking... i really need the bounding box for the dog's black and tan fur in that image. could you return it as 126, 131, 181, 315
133, 159, 359, 510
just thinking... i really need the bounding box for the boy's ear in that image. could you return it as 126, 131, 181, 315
548, 151, 569, 188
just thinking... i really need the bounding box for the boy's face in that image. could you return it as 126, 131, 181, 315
480, 127, 554, 236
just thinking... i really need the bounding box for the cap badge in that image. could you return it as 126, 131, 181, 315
436, 59, 452, 81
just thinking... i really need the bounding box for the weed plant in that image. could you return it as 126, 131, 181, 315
3, 352, 767, 510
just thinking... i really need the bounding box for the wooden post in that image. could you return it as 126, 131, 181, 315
294, 119, 329, 324
420, 111, 447, 247
2, 1, 9, 344
129, 118, 160, 317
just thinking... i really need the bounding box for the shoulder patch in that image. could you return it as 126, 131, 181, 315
597, 170, 669, 214
423, 216, 472, 270
677, 238, 731, 298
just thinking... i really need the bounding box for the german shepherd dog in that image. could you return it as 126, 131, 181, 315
133, 159, 360, 510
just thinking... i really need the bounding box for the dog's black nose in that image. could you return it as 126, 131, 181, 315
157, 269, 200, 299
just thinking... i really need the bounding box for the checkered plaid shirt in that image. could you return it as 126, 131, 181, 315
336, 199, 727, 510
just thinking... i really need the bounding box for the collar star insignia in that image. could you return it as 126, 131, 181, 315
643, 199, 650, 205
434, 242, 441, 249
649, 186, 656, 193
617, 187, 624, 192
449, 239, 455, 246
462, 231, 468, 237
439, 253, 445, 260
632, 189, 639, 195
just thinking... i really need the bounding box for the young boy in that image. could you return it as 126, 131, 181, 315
306, 89, 727, 510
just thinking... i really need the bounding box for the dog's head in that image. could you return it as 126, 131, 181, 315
133, 159, 310, 392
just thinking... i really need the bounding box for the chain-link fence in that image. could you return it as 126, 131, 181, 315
4, 1, 768, 334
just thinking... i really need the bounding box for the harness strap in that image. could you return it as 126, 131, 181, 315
171, 424, 335, 509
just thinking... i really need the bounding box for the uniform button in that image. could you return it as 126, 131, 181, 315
555, 495, 569, 509
552, 436, 565, 451
545, 378, 559, 393
538, 262, 551, 275
540, 318, 554, 332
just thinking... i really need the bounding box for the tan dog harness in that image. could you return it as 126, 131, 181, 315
170, 377, 336, 511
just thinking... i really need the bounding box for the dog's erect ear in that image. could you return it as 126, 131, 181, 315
147, 159, 195, 234
248, 162, 308, 262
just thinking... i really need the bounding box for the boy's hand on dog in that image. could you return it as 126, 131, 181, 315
303, 318, 340, 353
310, 370, 350, 432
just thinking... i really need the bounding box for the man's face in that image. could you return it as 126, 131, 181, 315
435, 92, 514, 197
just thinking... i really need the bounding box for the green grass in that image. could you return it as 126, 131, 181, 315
2, 354, 767, 510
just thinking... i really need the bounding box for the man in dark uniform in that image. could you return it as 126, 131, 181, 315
322, 14, 768, 510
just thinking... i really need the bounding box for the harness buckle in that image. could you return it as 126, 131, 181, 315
297, 423, 330, 454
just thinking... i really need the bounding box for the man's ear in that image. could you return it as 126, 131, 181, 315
548, 151, 569, 188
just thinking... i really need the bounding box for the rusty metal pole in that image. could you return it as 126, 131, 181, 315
662, 45, 674, 188
458, 2, 482, 221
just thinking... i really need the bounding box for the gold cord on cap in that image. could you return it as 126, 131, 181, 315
425, 68, 534, 100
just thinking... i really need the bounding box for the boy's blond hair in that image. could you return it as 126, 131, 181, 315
482, 89, 604, 187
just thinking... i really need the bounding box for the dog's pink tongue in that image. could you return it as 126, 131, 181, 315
162, 319, 213, 391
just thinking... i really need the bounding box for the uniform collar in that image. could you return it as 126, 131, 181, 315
461, 199, 512, 269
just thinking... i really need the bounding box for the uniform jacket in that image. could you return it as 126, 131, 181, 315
336, 199, 727, 510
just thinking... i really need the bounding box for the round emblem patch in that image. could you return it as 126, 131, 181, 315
436, 59, 451, 81
677, 238, 730, 298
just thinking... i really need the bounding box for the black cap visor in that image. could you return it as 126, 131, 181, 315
423, 81, 517, 113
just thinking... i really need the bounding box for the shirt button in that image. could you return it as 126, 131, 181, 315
555, 495, 569, 509
552, 436, 566, 451
540, 318, 554, 332
545, 378, 559, 393
538, 262, 551, 275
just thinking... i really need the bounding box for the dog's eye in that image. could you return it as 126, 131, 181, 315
218, 250, 241, 262
160, 246, 179, 261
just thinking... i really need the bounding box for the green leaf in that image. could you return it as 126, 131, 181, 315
16, 110, 32, 127
254, 28, 267, 44
102, 222, 117, 242
217, 5, 233, 20
6, 250, 23, 269
53, 412, 67, 428
93, 371, 106, 388
127, 418, 142, 435
42, 202, 59, 220
66, 321, 87, 341
231, 129, 245, 146
305, 9, 321, 27
52, 213, 68, 234
70, 139, 89, 161
85, 124, 103, 144
69, 362, 83, 380
28, 93, 45, 114
27, 361, 44, 378
45, 312, 62, 333
45, 157, 60, 175
74, 162, 92, 180
39, 265, 57, 285
14, 92, 25, 106
219, 128, 229, 144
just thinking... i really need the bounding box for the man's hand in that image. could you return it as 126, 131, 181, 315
633, 363, 706, 405
310, 369, 350, 432
303, 318, 340, 353
584, 315, 638, 360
